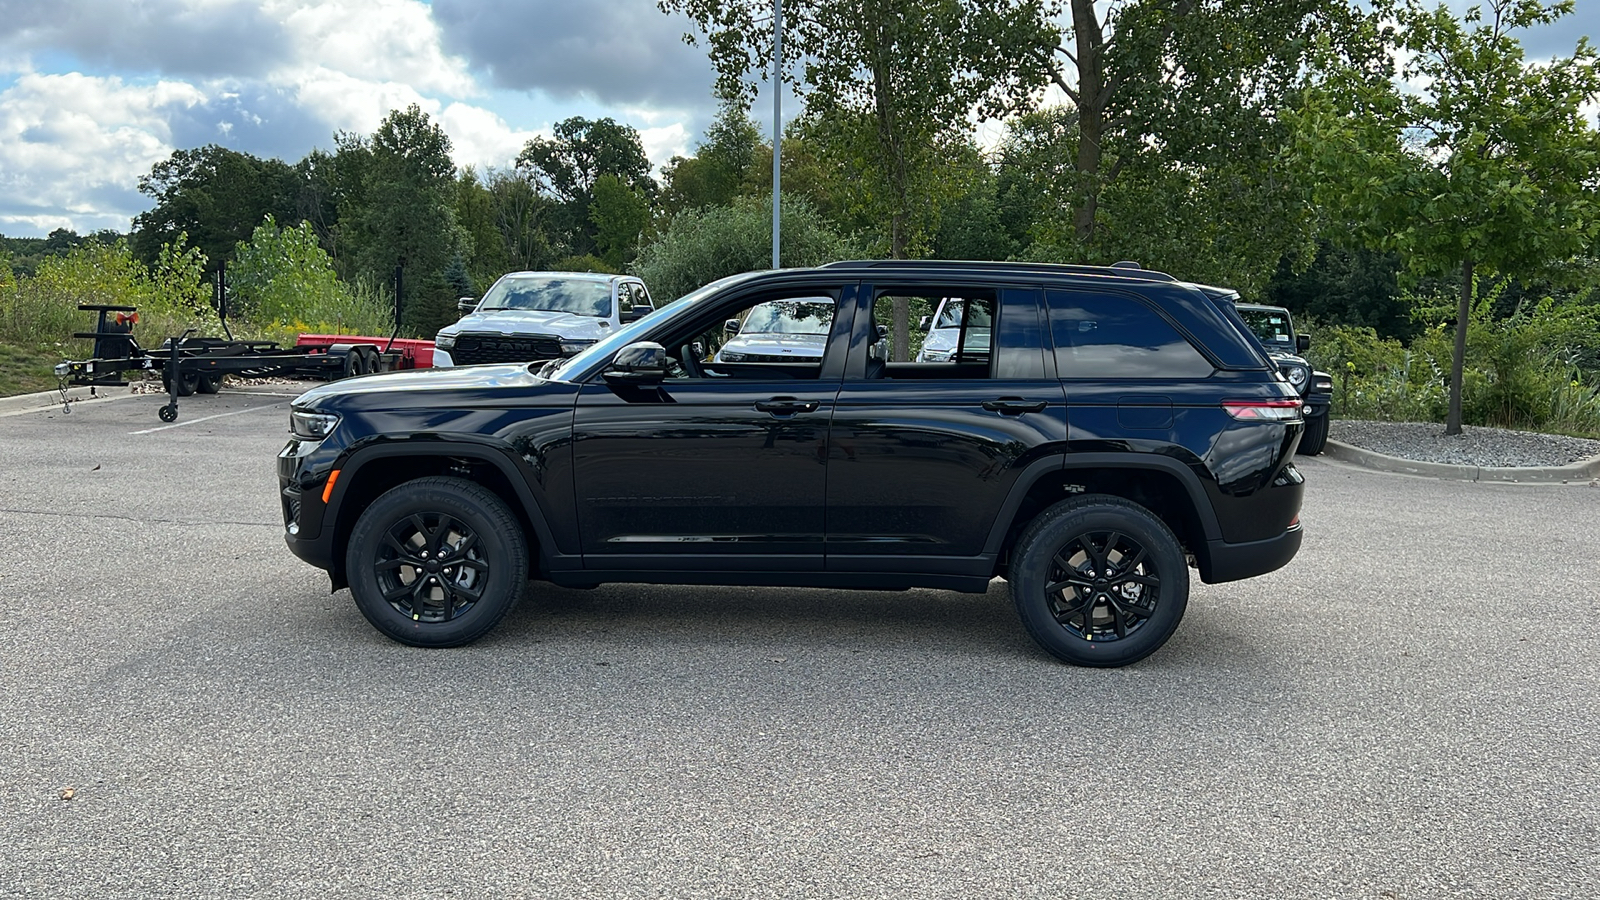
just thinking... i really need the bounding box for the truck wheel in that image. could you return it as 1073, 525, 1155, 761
1009, 496, 1189, 667
346, 476, 528, 648
1298, 413, 1329, 455
1299, 413, 1329, 456
196, 373, 222, 394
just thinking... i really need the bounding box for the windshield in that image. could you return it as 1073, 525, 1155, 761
934, 298, 993, 330
1238, 308, 1294, 347
739, 300, 834, 335
479, 276, 614, 318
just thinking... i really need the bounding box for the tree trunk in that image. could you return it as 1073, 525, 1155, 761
1070, 0, 1105, 246
891, 214, 909, 360
1446, 257, 1472, 436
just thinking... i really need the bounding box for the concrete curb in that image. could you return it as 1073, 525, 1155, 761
1322, 439, 1600, 484
0, 385, 142, 417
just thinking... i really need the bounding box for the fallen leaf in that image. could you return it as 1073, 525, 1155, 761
59, 787, 75, 801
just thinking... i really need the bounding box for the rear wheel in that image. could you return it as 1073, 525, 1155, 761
1299, 412, 1329, 456
346, 477, 528, 648
195, 373, 222, 394
1009, 496, 1189, 667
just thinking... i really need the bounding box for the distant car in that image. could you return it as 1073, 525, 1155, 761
434, 272, 656, 367
1234, 303, 1333, 455
714, 298, 835, 363
916, 296, 992, 362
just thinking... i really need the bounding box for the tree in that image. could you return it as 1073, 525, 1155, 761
660, 100, 763, 214
131, 145, 300, 277
1288, 0, 1600, 433
516, 117, 655, 258
663, 0, 1059, 357
632, 196, 853, 302
341, 105, 465, 336
590, 175, 651, 269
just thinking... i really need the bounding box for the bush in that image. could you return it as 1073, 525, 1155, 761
632, 196, 855, 302
232, 218, 392, 336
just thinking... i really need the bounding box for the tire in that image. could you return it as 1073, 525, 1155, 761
1009, 496, 1189, 667
196, 373, 222, 394
357, 347, 378, 375
346, 477, 528, 648
1299, 412, 1329, 456
339, 350, 361, 380
165, 369, 199, 397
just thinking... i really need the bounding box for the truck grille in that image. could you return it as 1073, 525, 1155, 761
452, 333, 564, 365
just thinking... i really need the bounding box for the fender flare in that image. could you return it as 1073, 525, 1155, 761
326, 437, 567, 566
980, 451, 1223, 558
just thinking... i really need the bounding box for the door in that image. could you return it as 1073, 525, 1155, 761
825, 283, 1066, 573
570, 285, 856, 572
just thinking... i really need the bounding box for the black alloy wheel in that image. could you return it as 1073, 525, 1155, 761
1010, 496, 1189, 667
1044, 529, 1161, 643
347, 477, 527, 647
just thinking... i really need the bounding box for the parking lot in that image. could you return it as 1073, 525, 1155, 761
1, 386, 1597, 899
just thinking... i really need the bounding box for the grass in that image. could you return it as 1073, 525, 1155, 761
0, 338, 80, 397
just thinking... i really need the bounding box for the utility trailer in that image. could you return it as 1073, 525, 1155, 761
54, 303, 434, 422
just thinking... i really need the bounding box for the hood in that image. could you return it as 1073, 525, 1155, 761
440, 308, 612, 341
293, 363, 545, 409
719, 332, 828, 358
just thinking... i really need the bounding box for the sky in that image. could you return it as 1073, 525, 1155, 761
0, 0, 1595, 240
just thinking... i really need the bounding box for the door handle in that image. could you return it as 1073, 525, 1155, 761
982, 398, 1048, 414
754, 397, 819, 416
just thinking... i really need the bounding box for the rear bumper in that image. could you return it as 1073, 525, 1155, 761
1200, 525, 1303, 584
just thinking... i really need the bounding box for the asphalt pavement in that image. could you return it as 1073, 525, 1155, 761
1, 387, 1596, 899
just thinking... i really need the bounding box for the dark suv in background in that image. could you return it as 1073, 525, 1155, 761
1235, 303, 1333, 454
279, 260, 1307, 667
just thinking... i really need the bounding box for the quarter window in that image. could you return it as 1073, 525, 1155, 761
1047, 290, 1214, 379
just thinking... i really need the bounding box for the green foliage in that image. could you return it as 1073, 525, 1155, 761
632, 196, 854, 302
590, 175, 651, 269
517, 117, 655, 260
1287, 0, 1600, 430
660, 101, 763, 214
341, 105, 465, 337
131, 145, 300, 275
1309, 293, 1600, 435
550, 254, 618, 275
1264, 241, 1413, 341
232, 217, 392, 335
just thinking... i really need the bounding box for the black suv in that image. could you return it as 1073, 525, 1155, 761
1234, 303, 1333, 455
279, 261, 1307, 667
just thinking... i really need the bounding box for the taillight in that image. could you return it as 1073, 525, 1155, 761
1223, 399, 1304, 421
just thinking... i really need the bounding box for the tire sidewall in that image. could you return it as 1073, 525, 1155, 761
1011, 501, 1189, 667
346, 479, 526, 647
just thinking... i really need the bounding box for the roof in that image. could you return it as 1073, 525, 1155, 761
817, 259, 1179, 283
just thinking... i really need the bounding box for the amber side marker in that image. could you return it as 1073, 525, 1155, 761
322, 469, 341, 503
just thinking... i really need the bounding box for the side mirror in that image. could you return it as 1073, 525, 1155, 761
1296, 334, 1311, 352
724, 318, 742, 335
918, 315, 930, 330
603, 341, 668, 385
620, 304, 653, 324
876, 324, 889, 339
456, 297, 478, 314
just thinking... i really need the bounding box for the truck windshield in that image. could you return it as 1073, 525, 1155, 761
479, 277, 614, 318
1237, 309, 1294, 347
935, 299, 992, 330
740, 300, 834, 335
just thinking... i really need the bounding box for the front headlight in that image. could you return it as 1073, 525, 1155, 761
1283, 365, 1308, 388
559, 339, 596, 356
719, 350, 747, 362
290, 409, 341, 440
434, 333, 456, 351
921, 349, 952, 362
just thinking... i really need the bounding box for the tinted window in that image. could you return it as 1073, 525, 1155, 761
478, 276, 614, 318
1047, 290, 1214, 379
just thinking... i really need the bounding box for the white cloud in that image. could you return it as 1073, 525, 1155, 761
436, 102, 545, 171
273, 0, 477, 97
0, 73, 206, 229
639, 122, 692, 168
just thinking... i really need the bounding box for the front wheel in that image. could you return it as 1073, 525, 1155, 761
1298, 412, 1329, 456
1009, 496, 1189, 667
346, 477, 528, 647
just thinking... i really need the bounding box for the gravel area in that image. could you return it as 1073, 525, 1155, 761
1331, 418, 1600, 467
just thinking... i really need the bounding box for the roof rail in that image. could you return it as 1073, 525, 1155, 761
817, 258, 1178, 283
